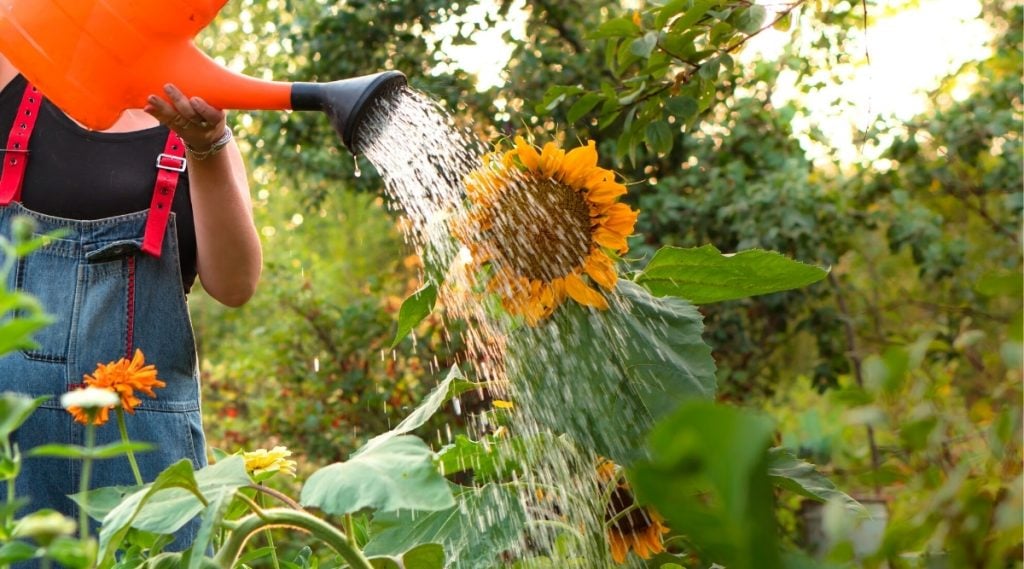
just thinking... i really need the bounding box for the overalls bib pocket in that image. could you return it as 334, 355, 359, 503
14, 233, 77, 362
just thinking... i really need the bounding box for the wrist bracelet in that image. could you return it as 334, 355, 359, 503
185, 128, 233, 161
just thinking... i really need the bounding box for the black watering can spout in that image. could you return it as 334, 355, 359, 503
291, 71, 408, 153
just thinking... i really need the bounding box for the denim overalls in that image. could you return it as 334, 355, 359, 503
0, 83, 206, 554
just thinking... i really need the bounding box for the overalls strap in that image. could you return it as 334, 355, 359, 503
141, 133, 187, 257
0, 82, 186, 258
0, 83, 42, 204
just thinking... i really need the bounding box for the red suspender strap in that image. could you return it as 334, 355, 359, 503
0, 83, 42, 204
141, 132, 186, 257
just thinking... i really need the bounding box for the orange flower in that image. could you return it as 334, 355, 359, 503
82, 349, 165, 415
62, 386, 120, 426
598, 458, 671, 564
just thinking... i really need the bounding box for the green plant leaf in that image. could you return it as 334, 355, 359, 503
507, 280, 715, 465
567, 93, 603, 124
358, 365, 477, 456
645, 120, 674, 155
28, 441, 153, 460
0, 540, 37, 564
630, 31, 659, 59
436, 432, 560, 483
635, 245, 829, 303
664, 95, 698, 122
766, 447, 864, 514
68, 486, 140, 522
734, 5, 767, 34
370, 558, 401, 569
587, 17, 641, 40
391, 282, 437, 348
670, 0, 719, 33
43, 536, 92, 569
402, 543, 445, 569
300, 436, 454, 516
0, 393, 48, 441
364, 484, 525, 568
630, 400, 782, 569
98, 456, 250, 564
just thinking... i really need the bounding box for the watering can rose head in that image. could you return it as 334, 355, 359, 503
453, 137, 638, 325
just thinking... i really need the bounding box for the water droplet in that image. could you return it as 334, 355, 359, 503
353, 155, 362, 178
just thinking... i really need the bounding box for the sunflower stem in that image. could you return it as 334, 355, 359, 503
116, 408, 143, 486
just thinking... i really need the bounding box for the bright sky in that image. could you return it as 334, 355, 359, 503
446, 0, 994, 165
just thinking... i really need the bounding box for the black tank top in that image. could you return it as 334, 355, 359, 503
0, 74, 197, 291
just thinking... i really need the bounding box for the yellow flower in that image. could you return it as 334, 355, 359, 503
454, 137, 638, 325
598, 458, 670, 564
81, 349, 165, 415
492, 399, 515, 410
243, 446, 297, 478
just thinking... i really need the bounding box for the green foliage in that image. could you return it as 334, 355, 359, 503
535, 0, 791, 164
508, 280, 716, 466
364, 484, 526, 567
631, 400, 782, 569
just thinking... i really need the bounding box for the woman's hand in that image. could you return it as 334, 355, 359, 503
144, 84, 227, 151
144, 83, 262, 308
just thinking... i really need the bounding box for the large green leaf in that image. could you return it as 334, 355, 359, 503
98, 457, 250, 563
630, 401, 782, 569
766, 447, 864, 514
507, 280, 715, 465
364, 484, 525, 569
634, 245, 828, 304
358, 365, 477, 456
300, 436, 454, 516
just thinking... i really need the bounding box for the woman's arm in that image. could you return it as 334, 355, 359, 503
145, 85, 262, 307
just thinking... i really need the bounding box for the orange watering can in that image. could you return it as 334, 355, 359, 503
0, 0, 405, 151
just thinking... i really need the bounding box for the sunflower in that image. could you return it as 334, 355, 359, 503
454, 137, 638, 325
81, 349, 166, 415
598, 458, 670, 564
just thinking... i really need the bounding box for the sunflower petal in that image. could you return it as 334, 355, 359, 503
585, 253, 618, 290
599, 203, 639, 236
539, 141, 566, 178
588, 180, 628, 204
564, 273, 609, 309
609, 532, 628, 564
593, 227, 629, 252
514, 136, 540, 170
559, 140, 598, 187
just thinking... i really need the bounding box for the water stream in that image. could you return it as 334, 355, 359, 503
356, 87, 654, 568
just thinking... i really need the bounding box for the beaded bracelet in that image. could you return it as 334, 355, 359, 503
185, 128, 233, 160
